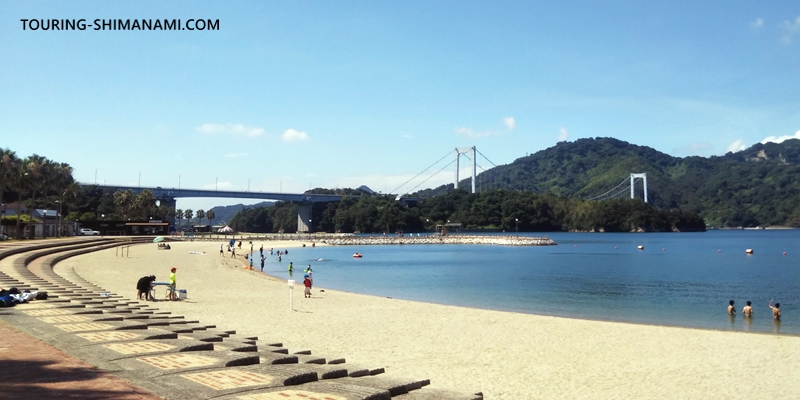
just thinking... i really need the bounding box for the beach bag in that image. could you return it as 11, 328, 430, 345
0, 295, 15, 307
35, 291, 48, 300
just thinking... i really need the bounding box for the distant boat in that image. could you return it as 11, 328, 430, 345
353, 253, 363, 258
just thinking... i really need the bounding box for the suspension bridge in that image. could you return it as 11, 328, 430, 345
81, 147, 653, 231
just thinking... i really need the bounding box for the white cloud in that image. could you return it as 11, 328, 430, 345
195, 123, 265, 137
401, 134, 414, 139
760, 130, 800, 144
282, 128, 309, 142
726, 139, 746, 153
781, 16, 800, 44
224, 153, 249, 158
557, 127, 569, 142
751, 18, 764, 29
454, 127, 501, 138
503, 117, 516, 131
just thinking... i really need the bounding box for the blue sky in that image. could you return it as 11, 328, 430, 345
2, 1, 799, 211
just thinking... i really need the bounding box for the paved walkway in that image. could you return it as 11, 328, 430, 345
0, 319, 162, 399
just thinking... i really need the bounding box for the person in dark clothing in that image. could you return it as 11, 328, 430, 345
136, 275, 156, 300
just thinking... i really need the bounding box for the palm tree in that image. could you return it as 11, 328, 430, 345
8, 155, 36, 239
196, 209, 205, 226
114, 190, 134, 220
0, 149, 19, 238
47, 162, 73, 237
206, 210, 216, 227
134, 189, 156, 220
175, 208, 183, 229
184, 209, 193, 228
23, 155, 48, 238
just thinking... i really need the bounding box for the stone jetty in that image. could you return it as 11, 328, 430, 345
321, 235, 557, 246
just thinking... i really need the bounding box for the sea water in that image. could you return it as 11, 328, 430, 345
259, 230, 800, 335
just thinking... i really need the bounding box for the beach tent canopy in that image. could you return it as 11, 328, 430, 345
218, 225, 234, 233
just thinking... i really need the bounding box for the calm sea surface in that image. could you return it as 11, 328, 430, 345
255, 230, 800, 335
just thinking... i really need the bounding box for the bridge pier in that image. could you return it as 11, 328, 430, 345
296, 203, 313, 233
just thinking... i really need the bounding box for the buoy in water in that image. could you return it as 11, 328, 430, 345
718, 250, 721, 253
745, 249, 754, 255
662, 248, 666, 251
637, 245, 644, 250
783, 252, 787, 256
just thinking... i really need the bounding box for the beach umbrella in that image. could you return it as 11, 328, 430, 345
153, 236, 165, 243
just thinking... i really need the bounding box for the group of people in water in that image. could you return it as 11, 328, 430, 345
728, 299, 781, 319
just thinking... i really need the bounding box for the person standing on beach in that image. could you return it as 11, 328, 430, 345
727, 300, 736, 315
231, 247, 236, 258
260, 254, 265, 271
220, 243, 224, 256
288, 262, 293, 274
168, 267, 177, 301
303, 274, 312, 298
136, 275, 156, 300
769, 300, 781, 319
742, 301, 753, 317
259, 245, 263, 256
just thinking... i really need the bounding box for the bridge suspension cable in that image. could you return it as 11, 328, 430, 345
587, 173, 649, 202
405, 159, 457, 194
390, 146, 502, 196
588, 177, 632, 201
389, 151, 454, 195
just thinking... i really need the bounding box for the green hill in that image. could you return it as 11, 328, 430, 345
414, 137, 800, 227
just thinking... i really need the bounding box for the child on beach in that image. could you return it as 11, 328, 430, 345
168, 267, 177, 301
303, 274, 312, 298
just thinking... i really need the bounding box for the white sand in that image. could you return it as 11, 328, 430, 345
65, 240, 800, 399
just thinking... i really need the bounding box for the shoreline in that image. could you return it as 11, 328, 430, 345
173, 233, 556, 246
66, 240, 800, 399
255, 269, 795, 338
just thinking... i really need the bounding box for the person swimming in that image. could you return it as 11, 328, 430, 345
769, 299, 781, 320
742, 301, 753, 317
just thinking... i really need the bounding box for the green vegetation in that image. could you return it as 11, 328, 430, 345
415, 137, 800, 228
228, 190, 705, 233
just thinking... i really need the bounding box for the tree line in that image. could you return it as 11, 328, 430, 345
414, 137, 800, 228
1, 147, 217, 237
1, 149, 77, 238
228, 189, 705, 233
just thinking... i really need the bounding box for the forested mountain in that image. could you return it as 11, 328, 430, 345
207, 201, 274, 225
413, 138, 800, 227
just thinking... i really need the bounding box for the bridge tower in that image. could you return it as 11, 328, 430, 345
454, 146, 477, 194
630, 173, 648, 203
297, 203, 313, 233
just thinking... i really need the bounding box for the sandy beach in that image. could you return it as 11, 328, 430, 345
63, 240, 800, 399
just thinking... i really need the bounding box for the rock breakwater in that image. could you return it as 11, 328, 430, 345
322, 235, 557, 246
